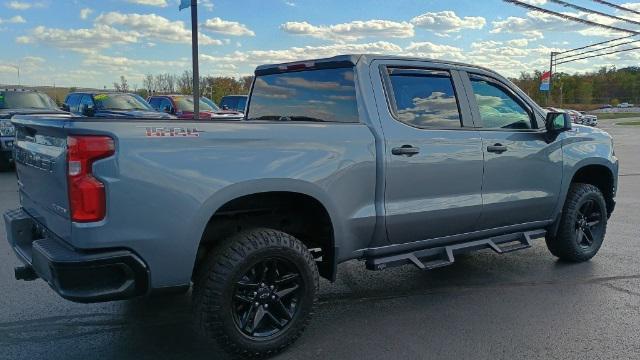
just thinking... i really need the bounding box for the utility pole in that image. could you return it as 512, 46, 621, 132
190, 0, 200, 119
549, 52, 555, 106
180, 0, 200, 119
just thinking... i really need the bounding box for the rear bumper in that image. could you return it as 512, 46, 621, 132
3, 208, 149, 303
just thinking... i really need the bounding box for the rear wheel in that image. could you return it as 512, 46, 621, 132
193, 228, 318, 358
546, 183, 608, 262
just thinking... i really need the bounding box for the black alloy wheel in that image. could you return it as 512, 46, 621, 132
232, 258, 303, 339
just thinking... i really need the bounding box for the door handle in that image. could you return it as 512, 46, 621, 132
487, 143, 508, 154
392, 145, 420, 156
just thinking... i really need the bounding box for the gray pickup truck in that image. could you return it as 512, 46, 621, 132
4, 55, 618, 358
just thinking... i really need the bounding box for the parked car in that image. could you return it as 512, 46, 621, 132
0, 89, 71, 170
148, 95, 243, 120
565, 109, 583, 124
599, 104, 613, 109
219, 94, 248, 113
580, 112, 598, 127
5, 55, 618, 358
617, 102, 634, 108
200, 96, 244, 119
63, 92, 175, 119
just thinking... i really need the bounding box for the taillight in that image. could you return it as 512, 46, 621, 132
67, 136, 115, 222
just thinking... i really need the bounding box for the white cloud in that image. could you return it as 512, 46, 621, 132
125, 0, 168, 7
491, 10, 631, 40
410, 11, 486, 34
79, 8, 93, 20
95, 12, 223, 45
506, 38, 529, 47
202, 17, 255, 36
201, 41, 403, 66
280, 20, 414, 41
16, 25, 139, 52
5, 1, 45, 10
405, 41, 466, 60
83, 53, 188, 71
0, 15, 26, 24
201, 0, 214, 11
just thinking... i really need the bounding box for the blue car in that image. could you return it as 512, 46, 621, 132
63, 92, 176, 119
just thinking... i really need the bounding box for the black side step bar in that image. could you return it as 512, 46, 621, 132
366, 229, 546, 271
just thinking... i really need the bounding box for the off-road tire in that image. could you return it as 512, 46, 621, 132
193, 228, 319, 359
546, 183, 608, 262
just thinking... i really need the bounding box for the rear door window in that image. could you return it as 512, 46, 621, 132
247, 67, 358, 123
386, 69, 462, 128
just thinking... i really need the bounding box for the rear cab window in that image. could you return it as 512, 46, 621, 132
247, 67, 359, 123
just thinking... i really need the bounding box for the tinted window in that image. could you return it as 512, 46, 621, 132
173, 96, 215, 112
247, 67, 358, 123
220, 97, 237, 111
236, 97, 247, 112
470, 78, 531, 129
200, 97, 221, 111
0, 91, 58, 110
148, 97, 160, 110
387, 71, 461, 128
160, 98, 173, 112
80, 95, 93, 107
93, 93, 153, 111
66, 94, 81, 113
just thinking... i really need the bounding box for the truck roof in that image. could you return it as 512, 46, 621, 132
254, 54, 496, 76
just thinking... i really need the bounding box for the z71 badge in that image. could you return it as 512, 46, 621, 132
145, 127, 200, 137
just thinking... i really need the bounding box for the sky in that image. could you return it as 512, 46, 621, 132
1, 0, 639, 89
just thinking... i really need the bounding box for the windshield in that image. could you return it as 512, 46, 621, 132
247, 67, 358, 123
0, 91, 58, 109
94, 93, 153, 111
200, 97, 221, 111
173, 96, 215, 112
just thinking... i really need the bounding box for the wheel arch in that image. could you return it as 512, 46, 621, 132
187, 179, 341, 281
549, 158, 617, 237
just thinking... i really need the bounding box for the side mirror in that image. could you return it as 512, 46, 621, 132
545, 111, 572, 132
81, 104, 95, 117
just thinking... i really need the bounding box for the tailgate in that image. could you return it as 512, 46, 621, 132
12, 116, 71, 242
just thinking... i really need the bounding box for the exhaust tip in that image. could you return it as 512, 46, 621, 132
15, 266, 38, 281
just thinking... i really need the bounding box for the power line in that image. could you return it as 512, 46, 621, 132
555, 45, 640, 65
547, 0, 640, 27
554, 34, 638, 55
589, 0, 640, 16
555, 38, 640, 61
502, 0, 640, 34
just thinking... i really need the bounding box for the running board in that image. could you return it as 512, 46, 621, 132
365, 229, 546, 271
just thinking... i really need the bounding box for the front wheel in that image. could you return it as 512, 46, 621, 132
193, 228, 319, 358
546, 183, 608, 262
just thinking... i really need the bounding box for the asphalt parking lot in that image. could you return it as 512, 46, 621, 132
1, 119, 639, 360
